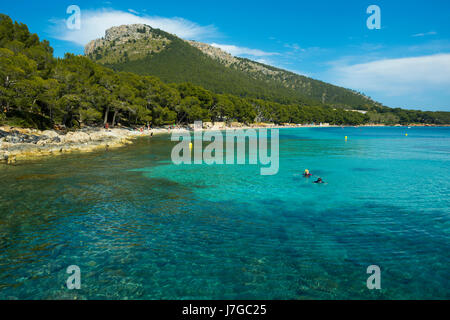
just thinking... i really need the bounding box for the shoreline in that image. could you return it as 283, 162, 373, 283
1, 123, 448, 164
0, 126, 151, 164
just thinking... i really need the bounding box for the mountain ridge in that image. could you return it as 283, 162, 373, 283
85, 24, 379, 109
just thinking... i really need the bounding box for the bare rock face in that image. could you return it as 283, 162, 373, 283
186, 41, 237, 66
85, 24, 148, 55
85, 24, 162, 55
84, 39, 104, 57
186, 40, 283, 77
85, 23, 283, 80
104, 24, 154, 42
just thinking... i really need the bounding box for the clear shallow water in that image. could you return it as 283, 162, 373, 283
0, 127, 448, 299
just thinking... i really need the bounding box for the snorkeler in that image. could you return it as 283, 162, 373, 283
314, 178, 324, 184
303, 169, 312, 177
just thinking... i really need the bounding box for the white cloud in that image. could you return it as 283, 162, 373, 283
412, 31, 437, 37
284, 43, 305, 52
327, 54, 450, 96
210, 43, 278, 57
128, 9, 140, 15
50, 8, 218, 46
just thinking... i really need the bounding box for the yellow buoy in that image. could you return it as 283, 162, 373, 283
405, 133, 408, 137
189, 142, 193, 149
345, 136, 348, 141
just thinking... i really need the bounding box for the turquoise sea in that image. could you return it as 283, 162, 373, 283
0, 126, 449, 299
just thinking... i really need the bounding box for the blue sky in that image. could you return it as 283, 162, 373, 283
2, 0, 450, 110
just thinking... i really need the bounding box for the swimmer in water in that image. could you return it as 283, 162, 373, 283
314, 177, 324, 184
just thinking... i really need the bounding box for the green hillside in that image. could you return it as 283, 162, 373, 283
86, 25, 377, 109
96, 37, 318, 106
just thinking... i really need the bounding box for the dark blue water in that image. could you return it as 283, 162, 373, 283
0, 127, 449, 299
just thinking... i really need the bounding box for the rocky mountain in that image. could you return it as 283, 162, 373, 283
86, 24, 378, 109
85, 24, 172, 64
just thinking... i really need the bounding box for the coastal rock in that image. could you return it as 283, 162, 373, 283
2, 130, 41, 144
88, 131, 107, 141
61, 131, 91, 144
42, 130, 59, 139
26, 135, 40, 144
36, 139, 48, 146
0, 126, 151, 163
5, 135, 21, 143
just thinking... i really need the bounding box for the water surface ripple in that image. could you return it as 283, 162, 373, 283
0, 127, 448, 299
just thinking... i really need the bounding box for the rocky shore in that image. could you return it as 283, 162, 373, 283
0, 122, 302, 164
0, 126, 154, 164
0, 123, 303, 164
1, 123, 446, 164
